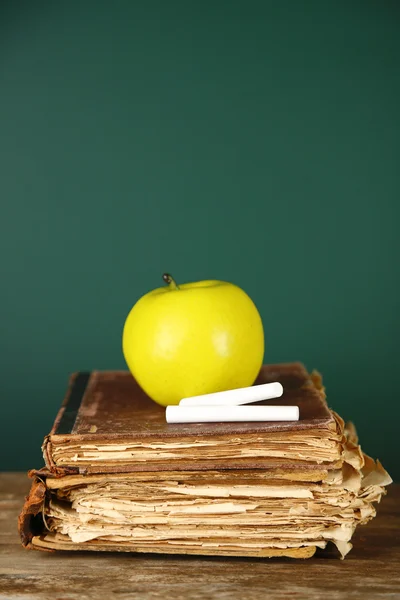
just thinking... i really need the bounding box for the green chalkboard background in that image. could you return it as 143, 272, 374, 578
1, 1, 399, 478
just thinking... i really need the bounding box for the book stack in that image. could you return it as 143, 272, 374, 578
19, 363, 391, 559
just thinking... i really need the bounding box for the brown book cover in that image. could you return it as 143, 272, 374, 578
43, 363, 339, 475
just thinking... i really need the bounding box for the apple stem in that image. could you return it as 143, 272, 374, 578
162, 273, 180, 290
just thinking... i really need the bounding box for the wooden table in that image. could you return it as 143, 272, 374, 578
0, 473, 399, 600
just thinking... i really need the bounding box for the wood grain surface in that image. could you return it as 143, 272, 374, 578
0, 473, 399, 600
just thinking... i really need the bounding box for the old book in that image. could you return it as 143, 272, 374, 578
19, 363, 392, 558
43, 363, 342, 475
19, 424, 391, 558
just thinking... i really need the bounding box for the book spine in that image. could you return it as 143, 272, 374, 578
18, 475, 50, 551
52, 372, 91, 435
43, 372, 91, 474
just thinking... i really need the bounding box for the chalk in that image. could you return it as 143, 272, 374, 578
166, 404, 299, 424
179, 382, 283, 407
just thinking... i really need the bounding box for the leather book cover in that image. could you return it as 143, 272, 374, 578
42, 363, 336, 474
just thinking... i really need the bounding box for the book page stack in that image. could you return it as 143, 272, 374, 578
19, 363, 392, 558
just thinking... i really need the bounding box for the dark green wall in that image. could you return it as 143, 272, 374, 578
1, 1, 399, 478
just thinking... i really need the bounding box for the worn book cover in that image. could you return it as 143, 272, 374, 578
43, 363, 341, 475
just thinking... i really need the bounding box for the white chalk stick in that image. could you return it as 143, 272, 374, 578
166, 405, 299, 424
179, 382, 283, 407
